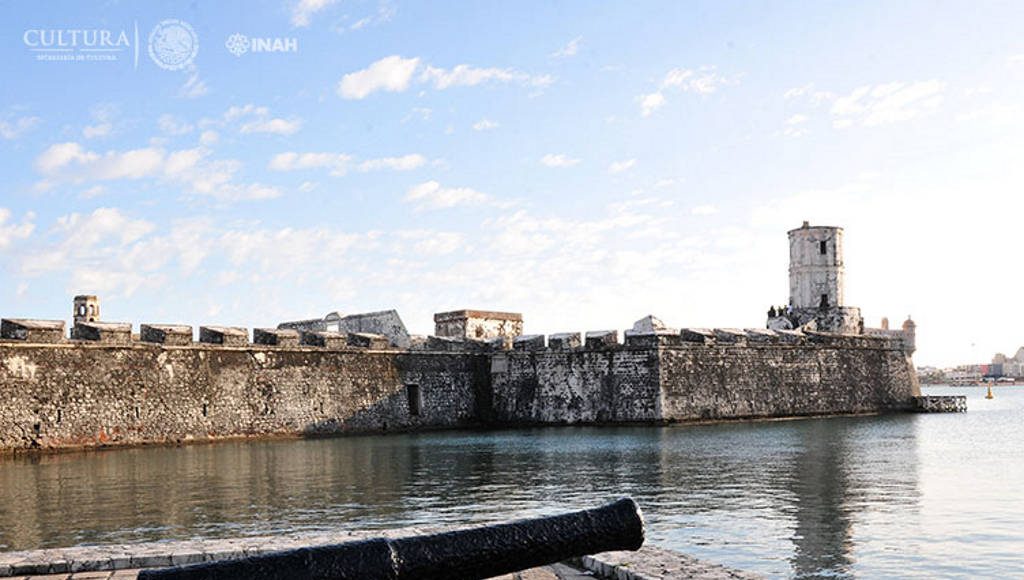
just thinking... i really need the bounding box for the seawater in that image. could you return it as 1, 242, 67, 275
1, 386, 1021, 578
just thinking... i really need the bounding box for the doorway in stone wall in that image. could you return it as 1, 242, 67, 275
406, 384, 421, 416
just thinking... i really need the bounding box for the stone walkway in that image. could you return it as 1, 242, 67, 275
0, 528, 760, 579
4, 562, 593, 579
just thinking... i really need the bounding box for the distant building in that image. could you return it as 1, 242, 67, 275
991, 347, 1024, 378
278, 310, 411, 347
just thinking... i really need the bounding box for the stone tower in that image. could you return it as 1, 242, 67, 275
777, 222, 863, 334
788, 221, 845, 310
73, 295, 100, 323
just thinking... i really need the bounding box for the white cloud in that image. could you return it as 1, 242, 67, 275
540, 153, 580, 168
355, 154, 426, 172
338, 56, 552, 99
395, 230, 464, 256
35, 142, 162, 180
269, 151, 350, 174
638, 92, 666, 117
81, 104, 117, 139
80, 185, 106, 198
291, 0, 335, 27
608, 158, 637, 174
660, 67, 727, 94
551, 36, 582, 58
0, 208, 34, 250
268, 151, 424, 175
830, 80, 945, 127
158, 114, 194, 135
222, 104, 302, 135
82, 123, 111, 138
0, 115, 39, 139
338, 55, 420, 99
199, 130, 219, 145
345, 1, 396, 31
783, 83, 835, 103
34, 142, 279, 202
240, 117, 303, 135
638, 66, 735, 116
691, 204, 718, 216
780, 114, 810, 138
420, 64, 552, 90
179, 73, 208, 99
404, 180, 489, 210
473, 118, 499, 131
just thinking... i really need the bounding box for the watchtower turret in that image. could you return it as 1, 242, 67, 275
73, 295, 100, 324
788, 221, 845, 310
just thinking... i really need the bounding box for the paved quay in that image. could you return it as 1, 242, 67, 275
0, 528, 761, 580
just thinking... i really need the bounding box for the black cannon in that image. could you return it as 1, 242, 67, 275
138, 497, 644, 580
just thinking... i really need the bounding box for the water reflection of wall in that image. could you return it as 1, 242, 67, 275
785, 416, 921, 578
0, 418, 922, 576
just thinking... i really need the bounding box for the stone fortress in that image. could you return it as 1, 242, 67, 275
0, 223, 926, 454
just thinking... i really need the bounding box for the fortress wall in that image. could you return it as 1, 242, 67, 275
489, 346, 662, 424
658, 344, 918, 421
0, 343, 488, 453
490, 334, 918, 425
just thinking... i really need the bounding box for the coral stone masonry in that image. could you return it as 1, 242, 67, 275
0, 224, 945, 454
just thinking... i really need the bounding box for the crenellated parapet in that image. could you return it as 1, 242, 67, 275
1, 319, 65, 344
140, 324, 193, 346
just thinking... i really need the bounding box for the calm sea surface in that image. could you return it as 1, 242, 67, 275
1, 386, 1021, 578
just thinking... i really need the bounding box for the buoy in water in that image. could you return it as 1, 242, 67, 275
986, 384, 994, 399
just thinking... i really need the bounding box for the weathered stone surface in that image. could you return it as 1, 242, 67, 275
198, 327, 247, 347
72, 322, 131, 344
744, 328, 777, 344
347, 332, 391, 349
251, 328, 299, 347
680, 328, 714, 343
493, 340, 918, 425
434, 310, 523, 341
299, 331, 346, 348
584, 330, 618, 349
912, 395, 967, 413
278, 310, 411, 348
547, 333, 581, 350
1, 319, 65, 344
139, 325, 192, 346
492, 347, 660, 423
423, 336, 489, 353
628, 315, 675, 335
581, 546, 763, 579
713, 328, 747, 345
0, 344, 487, 452
624, 333, 685, 348
485, 336, 513, 351
774, 329, 805, 344
513, 335, 545, 351
658, 344, 918, 421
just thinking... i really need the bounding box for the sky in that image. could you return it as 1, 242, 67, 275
2, 0, 1023, 367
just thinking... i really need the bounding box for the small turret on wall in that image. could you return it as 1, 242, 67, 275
73, 295, 100, 324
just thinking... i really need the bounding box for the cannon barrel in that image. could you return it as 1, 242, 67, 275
138, 497, 644, 580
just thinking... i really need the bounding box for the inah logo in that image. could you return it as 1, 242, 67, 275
224, 33, 298, 57
148, 19, 198, 70
225, 33, 248, 57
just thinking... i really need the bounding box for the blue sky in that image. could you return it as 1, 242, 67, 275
2, 0, 1024, 366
